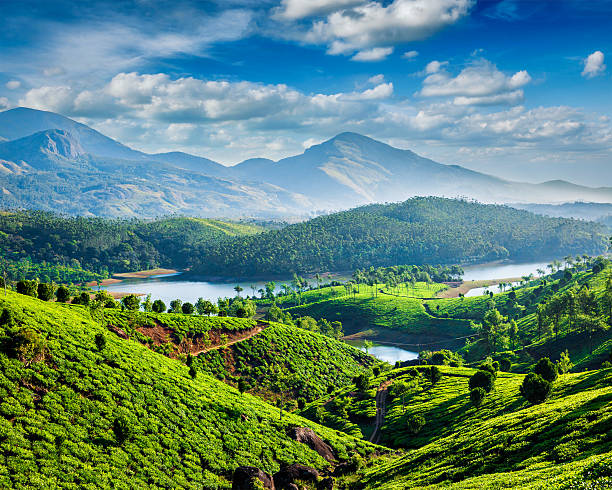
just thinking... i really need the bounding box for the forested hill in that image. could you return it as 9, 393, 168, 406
0, 211, 262, 277
192, 197, 609, 277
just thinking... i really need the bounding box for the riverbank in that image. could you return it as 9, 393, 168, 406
436, 277, 522, 298
87, 268, 179, 287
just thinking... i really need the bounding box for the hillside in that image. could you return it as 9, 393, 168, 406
0, 210, 263, 279
342, 365, 612, 489
3, 108, 612, 218
0, 290, 378, 488
192, 197, 609, 276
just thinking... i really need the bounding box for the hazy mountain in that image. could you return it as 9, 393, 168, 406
0, 108, 611, 217
0, 107, 148, 161
510, 201, 612, 231
150, 151, 231, 178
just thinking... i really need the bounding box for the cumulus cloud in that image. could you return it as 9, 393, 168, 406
305, 0, 473, 56
351, 47, 393, 61
419, 59, 531, 106
0, 97, 9, 109
403, 50, 419, 59
275, 0, 364, 20
582, 51, 606, 78
6, 80, 21, 90
367, 74, 385, 84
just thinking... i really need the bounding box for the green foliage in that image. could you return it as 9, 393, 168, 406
470, 387, 486, 407
16, 280, 37, 297
426, 366, 442, 385
354, 374, 369, 392
406, 414, 426, 435
121, 294, 140, 311
55, 285, 70, 303
534, 357, 559, 382
152, 299, 166, 313
520, 373, 553, 404
0, 291, 373, 487
181, 302, 195, 314
36, 283, 54, 301
94, 333, 106, 351
192, 197, 607, 276
420, 349, 463, 366
469, 369, 495, 393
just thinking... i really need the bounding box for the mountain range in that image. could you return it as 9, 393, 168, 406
1, 107, 611, 218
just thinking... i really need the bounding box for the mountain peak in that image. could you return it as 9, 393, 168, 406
38, 129, 85, 159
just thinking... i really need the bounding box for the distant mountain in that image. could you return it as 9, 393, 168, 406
510, 201, 612, 231
0, 107, 148, 161
0, 107, 611, 217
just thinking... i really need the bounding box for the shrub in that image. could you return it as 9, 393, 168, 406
534, 357, 558, 382
427, 366, 442, 384
499, 358, 512, 372
189, 366, 197, 379
73, 292, 90, 305
94, 333, 106, 351
37, 283, 55, 301
406, 414, 425, 434
372, 366, 381, 377
182, 302, 195, 314
520, 373, 552, 404
56, 285, 70, 303
12, 328, 46, 365
478, 362, 498, 378
238, 378, 248, 395
16, 280, 38, 298
469, 369, 495, 393
470, 387, 486, 408
121, 294, 140, 311
297, 397, 306, 410
152, 299, 166, 313
354, 374, 369, 391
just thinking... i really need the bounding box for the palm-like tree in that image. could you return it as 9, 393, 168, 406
234, 285, 243, 297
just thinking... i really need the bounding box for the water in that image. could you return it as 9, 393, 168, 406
464, 281, 520, 297
98, 273, 291, 306
346, 340, 418, 364
462, 261, 552, 281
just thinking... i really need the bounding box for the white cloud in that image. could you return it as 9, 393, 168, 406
5, 81, 21, 90
275, 0, 363, 20
419, 59, 531, 106
306, 0, 473, 55
367, 74, 385, 84
43, 67, 65, 77
356, 82, 394, 99
424, 60, 447, 74
0, 97, 9, 110
351, 47, 393, 61
582, 50, 606, 78
402, 50, 419, 59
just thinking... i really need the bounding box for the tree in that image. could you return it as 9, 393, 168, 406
16, 280, 38, 298
152, 299, 166, 313
265, 282, 276, 299
234, 285, 243, 297
469, 369, 495, 393
238, 378, 248, 395
169, 299, 183, 313
297, 397, 306, 410
533, 357, 558, 383
181, 302, 194, 314
354, 374, 369, 391
37, 283, 55, 301
426, 366, 442, 385
406, 414, 425, 435
142, 294, 152, 312
470, 387, 486, 408
196, 298, 217, 316
556, 350, 573, 374
189, 366, 197, 379
121, 294, 140, 311
363, 340, 373, 355
520, 373, 552, 404
390, 380, 412, 413
73, 292, 90, 305
56, 285, 70, 303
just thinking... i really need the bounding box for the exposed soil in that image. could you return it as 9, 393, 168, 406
369, 379, 393, 445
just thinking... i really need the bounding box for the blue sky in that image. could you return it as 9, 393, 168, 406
0, 0, 611, 184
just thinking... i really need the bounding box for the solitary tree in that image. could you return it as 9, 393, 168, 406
234, 285, 243, 297
520, 373, 552, 404
56, 286, 70, 303
470, 387, 486, 408
533, 357, 558, 383
181, 302, 194, 314
37, 283, 55, 301
152, 299, 166, 313
121, 294, 140, 311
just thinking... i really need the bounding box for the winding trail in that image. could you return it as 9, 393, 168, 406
191, 324, 266, 356
369, 380, 393, 445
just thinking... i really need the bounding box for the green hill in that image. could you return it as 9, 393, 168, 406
0, 291, 377, 488
0, 210, 262, 280
192, 197, 608, 276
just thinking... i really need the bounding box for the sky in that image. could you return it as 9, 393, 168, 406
0, 0, 611, 185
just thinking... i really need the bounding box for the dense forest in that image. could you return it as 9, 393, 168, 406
0, 211, 261, 279
192, 197, 609, 277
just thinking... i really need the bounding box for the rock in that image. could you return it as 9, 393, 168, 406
287, 427, 336, 462
232, 466, 275, 490
273, 463, 319, 489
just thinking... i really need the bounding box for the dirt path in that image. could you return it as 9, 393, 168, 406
369, 380, 393, 445
191, 324, 266, 356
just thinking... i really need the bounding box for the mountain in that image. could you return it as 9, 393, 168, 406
1, 108, 611, 217
191, 196, 609, 277
150, 151, 231, 178
0, 107, 148, 161
231, 132, 612, 208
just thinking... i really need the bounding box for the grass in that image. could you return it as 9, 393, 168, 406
0, 291, 378, 488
